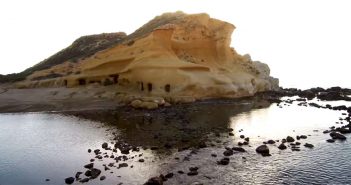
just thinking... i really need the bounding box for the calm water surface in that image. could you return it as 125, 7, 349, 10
0, 99, 350, 185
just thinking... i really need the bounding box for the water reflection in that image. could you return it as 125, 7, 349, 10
0, 97, 350, 184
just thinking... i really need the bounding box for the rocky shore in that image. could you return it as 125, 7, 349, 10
53, 86, 351, 184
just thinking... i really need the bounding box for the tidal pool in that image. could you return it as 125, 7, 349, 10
0, 98, 350, 185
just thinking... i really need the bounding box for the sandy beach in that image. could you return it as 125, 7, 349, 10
0, 85, 121, 113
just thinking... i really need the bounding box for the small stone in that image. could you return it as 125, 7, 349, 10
240, 135, 245, 139
88, 149, 91, 153
118, 163, 128, 168
187, 171, 198, 176
223, 149, 234, 156
65, 177, 74, 184
75, 172, 82, 179
267, 140, 275, 144
144, 177, 163, 185
286, 136, 295, 142
84, 163, 94, 169
278, 143, 287, 150
217, 157, 230, 165
256, 145, 270, 155
232, 147, 246, 152
165, 173, 174, 179
79, 178, 89, 183
100, 176, 106, 181
139, 159, 145, 162
304, 143, 314, 148
90, 168, 101, 179
326, 139, 335, 143
189, 167, 199, 171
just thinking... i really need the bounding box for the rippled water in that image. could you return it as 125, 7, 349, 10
0, 99, 350, 185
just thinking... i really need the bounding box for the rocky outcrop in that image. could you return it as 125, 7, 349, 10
16, 11, 278, 100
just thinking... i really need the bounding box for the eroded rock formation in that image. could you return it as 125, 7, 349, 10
17, 11, 278, 99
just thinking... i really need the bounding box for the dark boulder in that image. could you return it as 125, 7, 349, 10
217, 157, 230, 165
267, 140, 276, 144
286, 136, 295, 142
330, 132, 347, 140
65, 177, 74, 184
102, 142, 108, 149
232, 147, 246, 152
84, 163, 94, 169
90, 168, 101, 179
278, 143, 287, 150
304, 143, 314, 148
256, 145, 270, 155
223, 149, 234, 156
326, 139, 335, 143
144, 177, 163, 185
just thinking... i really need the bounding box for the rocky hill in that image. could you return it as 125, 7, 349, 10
6, 11, 279, 100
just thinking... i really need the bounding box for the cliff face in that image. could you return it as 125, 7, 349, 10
17, 12, 278, 99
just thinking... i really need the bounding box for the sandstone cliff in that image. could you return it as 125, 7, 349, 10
16, 11, 278, 100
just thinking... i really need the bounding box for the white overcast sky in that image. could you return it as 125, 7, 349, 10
0, 0, 350, 88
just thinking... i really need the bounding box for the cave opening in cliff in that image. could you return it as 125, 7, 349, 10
147, 83, 152, 92
165, 84, 170, 92
78, 79, 86, 85
110, 74, 119, 84
141, 82, 144, 91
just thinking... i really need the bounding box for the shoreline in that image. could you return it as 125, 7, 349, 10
0, 86, 350, 114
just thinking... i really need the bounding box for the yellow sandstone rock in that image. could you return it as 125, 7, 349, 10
17, 11, 279, 101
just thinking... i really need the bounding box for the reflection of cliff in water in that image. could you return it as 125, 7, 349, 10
66, 97, 272, 151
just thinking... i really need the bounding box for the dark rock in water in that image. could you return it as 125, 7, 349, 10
232, 147, 246, 152
187, 171, 198, 176
292, 148, 301, 152
139, 159, 145, 162
326, 139, 335, 143
304, 143, 314, 148
238, 142, 243, 146
85, 170, 92, 177
323, 130, 330, 134
223, 149, 234, 156
144, 177, 163, 185
295, 142, 301, 145
90, 168, 101, 179
65, 177, 74, 184
165, 173, 174, 179
300, 135, 307, 139
178, 170, 184, 174
278, 143, 287, 150
79, 178, 89, 183
217, 157, 230, 165
229, 132, 234, 136
84, 163, 94, 169
336, 127, 351, 134
281, 139, 287, 143
75, 172, 82, 179
256, 145, 270, 155
100, 176, 106, 181
102, 142, 108, 149
243, 141, 249, 145
330, 132, 347, 140
286, 136, 295, 142
244, 137, 250, 142
189, 167, 199, 171
118, 163, 128, 168
267, 140, 276, 144
45, 179, 50, 181
240, 135, 245, 139
88, 149, 91, 153
211, 153, 217, 157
